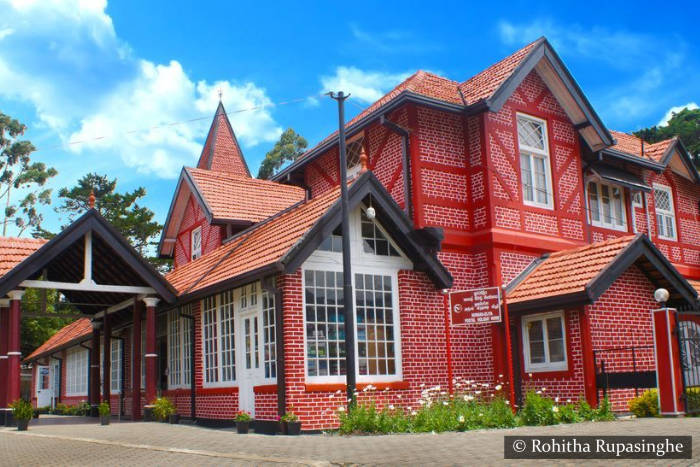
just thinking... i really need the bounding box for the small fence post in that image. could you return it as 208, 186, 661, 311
651, 307, 684, 416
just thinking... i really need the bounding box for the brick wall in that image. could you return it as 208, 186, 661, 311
173, 195, 224, 269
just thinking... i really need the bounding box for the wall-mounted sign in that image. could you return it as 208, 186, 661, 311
449, 287, 502, 325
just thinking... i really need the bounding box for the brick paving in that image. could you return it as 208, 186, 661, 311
0, 416, 699, 466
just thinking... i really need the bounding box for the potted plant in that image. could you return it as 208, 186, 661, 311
235, 411, 252, 434
10, 399, 33, 431
98, 401, 111, 425
281, 410, 301, 435
153, 397, 177, 423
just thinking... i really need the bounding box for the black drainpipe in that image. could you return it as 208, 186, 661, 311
179, 307, 196, 422
380, 114, 413, 220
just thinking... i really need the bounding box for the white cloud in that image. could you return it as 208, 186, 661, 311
320, 66, 412, 104
658, 103, 699, 126
0, 0, 282, 178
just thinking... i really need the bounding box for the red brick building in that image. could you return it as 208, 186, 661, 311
14, 37, 700, 430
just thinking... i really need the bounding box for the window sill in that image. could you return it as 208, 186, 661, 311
523, 367, 571, 379
197, 386, 239, 396
253, 384, 278, 394
591, 223, 628, 233
305, 381, 410, 392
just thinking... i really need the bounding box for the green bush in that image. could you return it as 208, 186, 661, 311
98, 401, 111, 417
520, 391, 557, 426
152, 397, 176, 421
10, 399, 34, 421
628, 389, 659, 418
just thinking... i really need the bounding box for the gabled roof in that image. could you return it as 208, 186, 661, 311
196, 101, 251, 177
689, 279, 700, 297
603, 131, 700, 183
166, 171, 452, 300
25, 318, 92, 362
506, 235, 697, 312
186, 167, 306, 223
273, 37, 613, 182
0, 237, 48, 276
0, 209, 177, 307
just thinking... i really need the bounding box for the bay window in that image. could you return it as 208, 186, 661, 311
303, 206, 407, 383
522, 311, 567, 372
653, 184, 677, 240
517, 114, 553, 209
586, 181, 627, 230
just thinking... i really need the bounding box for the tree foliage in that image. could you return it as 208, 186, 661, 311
634, 107, 700, 169
257, 128, 308, 179
0, 111, 57, 236
52, 173, 168, 269
20, 289, 76, 356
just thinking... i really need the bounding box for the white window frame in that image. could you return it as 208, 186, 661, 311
585, 179, 628, 231
65, 347, 88, 396
653, 183, 677, 241
517, 113, 554, 210
262, 289, 277, 381
99, 339, 122, 394
521, 311, 568, 373
167, 309, 192, 389
191, 226, 202, 260
302, 206, 409, 384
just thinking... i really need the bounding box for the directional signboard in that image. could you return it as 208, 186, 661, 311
449, 287, 502, 326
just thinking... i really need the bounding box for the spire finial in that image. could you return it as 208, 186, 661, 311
217, 87, 223, 102
88, 189, 96, 209
360, 147, 369, 174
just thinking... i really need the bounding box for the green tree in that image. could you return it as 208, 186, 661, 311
635, 107, 700, 170
20, 289, 76, 356
53, 173, 166, 267
257, 128, 308, 179
0, 111, 58, 235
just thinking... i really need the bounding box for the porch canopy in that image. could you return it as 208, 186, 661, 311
0, 209, 176, 423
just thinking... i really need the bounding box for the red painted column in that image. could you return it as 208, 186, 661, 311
651, 307, 684, 416
131, 302, 142, 419
90, 322, 101, 408
7, 290, 24, 406
0, 299, 9, 410
579, 309, 598, 407
143, 297, 160, 405
442, 291, 453, 394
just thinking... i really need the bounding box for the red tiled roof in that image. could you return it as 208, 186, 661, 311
196, 102, 251, 177
458, 38, 541, 105
507, 236, 636, 304
166, 184, 342, 295
0, 236, 48, 276
291, 40, 542, 171
689, 279, 700, 296
25, 318, 92, 361
187, 167, 306, 223
608, 130, 675, 163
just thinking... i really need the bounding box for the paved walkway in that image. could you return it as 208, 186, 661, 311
1, 416, 699, 465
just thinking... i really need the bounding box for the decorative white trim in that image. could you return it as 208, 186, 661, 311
7, 351, 22, 356
145, 354, 158, 358
521, 311, 568, 373
585, 179, 628, 231
20, 280, 156, 295
517, 113, 554, 210
142, 297, 160, 308
652, 183, 677, 241
8, 290, 25, 300
0, 355, 8, 359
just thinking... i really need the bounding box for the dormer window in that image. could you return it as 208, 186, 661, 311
653, 184, 677, 241
345, 136, 365, 179
191, 227, 202, 260
586, 181, 627, 231
517, 114, 553, 209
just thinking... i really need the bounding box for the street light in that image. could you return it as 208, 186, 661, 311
654, 288, 670, 308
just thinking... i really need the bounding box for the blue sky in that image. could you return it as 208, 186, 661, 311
0, 0, 698, 236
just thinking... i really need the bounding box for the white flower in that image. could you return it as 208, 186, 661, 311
567, 399, 572, 403
348, 398, 352, 402
478, 413, 483, 417
552, 406, 559, 413
541, 387, 546, 392
555, 397, 560, 403
536, 390, 542, 395
458, 415, 465, 423
464, 395, 474, 401
495, 384, 502, 391
440, 391, 447, 396
337, 406, 346, 412
442, 401, 448, 406
474, 390, 481, 395
411, 410, 417, 416
388, 404, 395, 410
505, 400, 510, 405
419, 400, 426, 406
498, 374, 504, 378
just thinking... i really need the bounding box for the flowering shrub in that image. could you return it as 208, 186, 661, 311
235, 410, 252, 422
337, 379, 614, 434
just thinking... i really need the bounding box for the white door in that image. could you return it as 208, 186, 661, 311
35, 366, 52, 407
237, 310, 262, 417
679, 321, 700, 386
50, 361, 60, 409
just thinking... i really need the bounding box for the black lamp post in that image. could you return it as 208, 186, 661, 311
328, 91, 357, 406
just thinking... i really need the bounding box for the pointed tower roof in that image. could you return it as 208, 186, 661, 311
196, 101, 251, 177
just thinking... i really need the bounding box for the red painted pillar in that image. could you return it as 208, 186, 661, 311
442, 291, 453, 394
7, 290, 24, 406
0, 299, 9, 410
579, 309, 598, 407
651, 307, 684, 416
90, 322, 101, 408
143, 297, 159, 405
132, 302, 142, 419
102, 313, 111, 404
